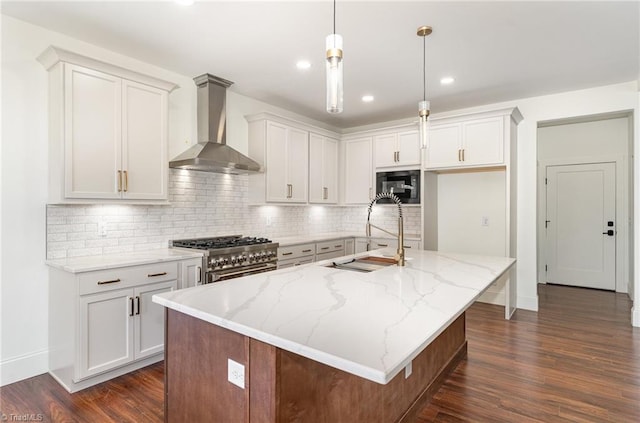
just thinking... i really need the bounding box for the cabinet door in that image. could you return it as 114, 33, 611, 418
461, 117, 504, 166
134, 280, 177, 359
78, 288, 133, 380
179, 258, 203, 289
122, 80, 168, 200
309, 135, 338, 204
397, 131, 421, 166
344, 138, 373, 204
344, 238, 355, 255
424, 123, 462, 169
265, 122, 289, 202
308, 133, 325, 203
374, 134, 398, 168
287, 127, 309, 203
64, 64, 122, 199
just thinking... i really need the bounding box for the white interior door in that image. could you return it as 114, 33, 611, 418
546, 163, 616, 290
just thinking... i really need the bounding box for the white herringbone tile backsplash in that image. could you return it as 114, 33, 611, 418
46, 170, 421, 259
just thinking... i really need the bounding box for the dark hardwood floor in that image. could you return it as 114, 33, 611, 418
1, 284, 638, 422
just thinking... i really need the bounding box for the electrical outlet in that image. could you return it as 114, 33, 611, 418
98, 221, 107, 237
481, 216, 489, 227
404, 361, 413, 379
227, 359, 245, 389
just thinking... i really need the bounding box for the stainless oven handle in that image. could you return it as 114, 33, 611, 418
211, 263, 277, 281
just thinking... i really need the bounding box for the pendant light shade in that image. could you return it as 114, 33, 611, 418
326, 0, 343, 113
417, 26, 432, 149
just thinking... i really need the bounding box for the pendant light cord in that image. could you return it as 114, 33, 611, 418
333, 0, 336, 35
423, 34, 426, 101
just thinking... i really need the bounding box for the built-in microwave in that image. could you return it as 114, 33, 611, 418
375, 170, 420, 204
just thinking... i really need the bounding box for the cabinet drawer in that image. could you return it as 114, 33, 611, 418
278, 243, 315, 260
278, 257, 314, 269
315, 239, 345, 254
79, 262, 178, 295
315, 250, 346, 262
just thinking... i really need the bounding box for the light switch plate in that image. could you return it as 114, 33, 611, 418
228, 358, 245, 389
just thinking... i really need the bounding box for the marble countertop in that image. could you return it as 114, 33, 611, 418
153, 248, 515, 385
46, 248, 204, 273
273, 232, 421, 247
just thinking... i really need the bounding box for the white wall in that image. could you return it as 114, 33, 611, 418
537, 116, 631, 293
437, 171, 506, 256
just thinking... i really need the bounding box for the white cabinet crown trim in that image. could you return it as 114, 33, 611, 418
37, 46, 178, 92
245, 112, 340, 139
429, 107, 523, 126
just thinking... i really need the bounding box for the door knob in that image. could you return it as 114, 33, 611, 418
602, 230, 614, 236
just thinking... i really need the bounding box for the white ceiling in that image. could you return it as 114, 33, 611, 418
2, 1, 639, 128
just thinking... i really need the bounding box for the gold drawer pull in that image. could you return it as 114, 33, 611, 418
377, 243, 388, 247
302, 249, 312, 253
97, 278, 121, 285
282, 252, 293, 256
320, 247, 330, 250
148, 272, 168, 277
334, 245, 343, 248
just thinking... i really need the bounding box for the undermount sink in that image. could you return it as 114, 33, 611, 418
326, 256, 398, 273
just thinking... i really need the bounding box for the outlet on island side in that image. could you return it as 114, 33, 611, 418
228, 358, 245, 389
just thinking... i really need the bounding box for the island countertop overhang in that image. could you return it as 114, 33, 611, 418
153, 249, 515, 384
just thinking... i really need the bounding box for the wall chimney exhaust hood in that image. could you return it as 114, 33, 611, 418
169, 74, 262, 174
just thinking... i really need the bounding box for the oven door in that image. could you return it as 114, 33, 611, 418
206, 262, 278, 283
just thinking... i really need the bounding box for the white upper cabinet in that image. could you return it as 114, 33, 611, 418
425, 111, 515, 170
374, 130, 420, 168
248, 116, 311, 204
343, 137, 373, 204
309, 133, 338, 204
38, 47, 176, 203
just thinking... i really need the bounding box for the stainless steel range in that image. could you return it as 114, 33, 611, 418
170, 235, 279, 285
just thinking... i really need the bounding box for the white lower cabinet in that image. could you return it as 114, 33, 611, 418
277, 237, 355, 268
277, 243, 315, 269
49, 260, 186, 392
355, 237, 421, 253
179, 257, 203, 288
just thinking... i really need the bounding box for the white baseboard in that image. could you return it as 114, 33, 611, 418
0, 349, 48, 386
517, 294, 539, 312
632, 306, 640, 327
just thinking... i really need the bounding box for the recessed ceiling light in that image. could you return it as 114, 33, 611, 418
362, 95, 374, 102
440, 76, 455, 85
175, 0, 194, 5
296, 60, 311, 70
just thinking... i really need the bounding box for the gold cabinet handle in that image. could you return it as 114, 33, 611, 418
334, 245, 343, 248
123, 170, 128, 192
148, 272, 167, 277
377, 243, 388, 247
462, 149, 465, 161
98, 278, 121, 285
323, 187, 328, 200
302, 249, 313, 253
282, 252, 293, 256
320, 246, 330, 250
117, 171, 122, 192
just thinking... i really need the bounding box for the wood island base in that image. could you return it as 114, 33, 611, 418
165, 309, 467, 423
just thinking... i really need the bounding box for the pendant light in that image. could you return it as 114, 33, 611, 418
326, 0, 343, 113
417, 25, 432, 149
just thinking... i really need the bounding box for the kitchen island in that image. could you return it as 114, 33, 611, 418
153, 248, 515, 422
